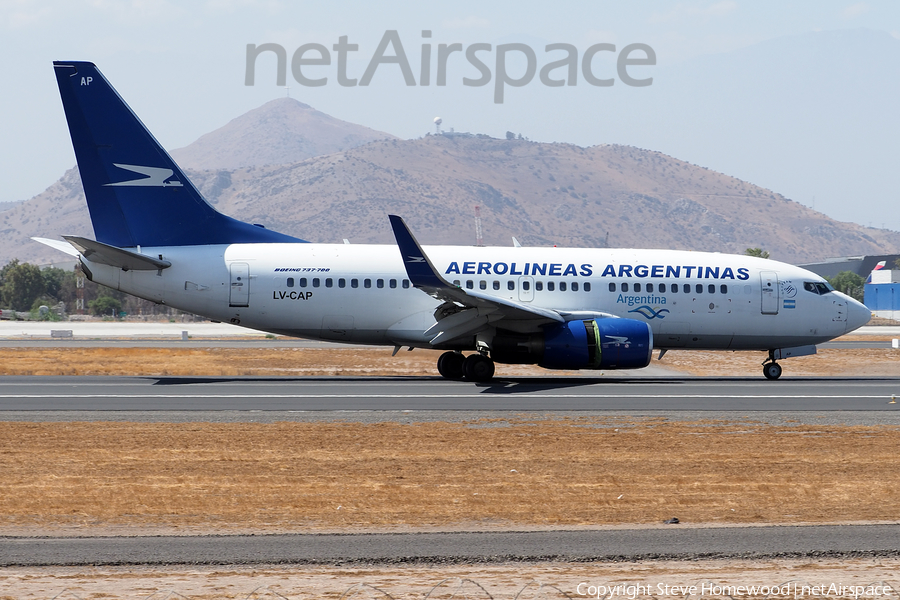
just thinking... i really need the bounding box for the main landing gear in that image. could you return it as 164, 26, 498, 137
437, 351, 495, 382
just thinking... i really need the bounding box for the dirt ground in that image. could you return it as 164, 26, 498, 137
5, 557, 900, 600
0, 340, 898, 378
2, 418, 900, 533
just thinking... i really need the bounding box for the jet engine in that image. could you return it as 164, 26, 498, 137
490, 318, 653, 370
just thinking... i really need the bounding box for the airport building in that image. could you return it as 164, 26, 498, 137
798, 254, 900, 279
863, 269, 900, 321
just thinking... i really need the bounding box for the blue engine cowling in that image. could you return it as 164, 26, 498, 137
490, 318, 653, 370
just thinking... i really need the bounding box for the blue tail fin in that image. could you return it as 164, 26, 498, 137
53, 61, 305, 247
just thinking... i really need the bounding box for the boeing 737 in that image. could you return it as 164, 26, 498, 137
36, 61, 871, 381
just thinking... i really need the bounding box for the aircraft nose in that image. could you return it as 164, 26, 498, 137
846, 298, 871, 333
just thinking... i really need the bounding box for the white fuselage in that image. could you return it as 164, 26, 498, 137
85, 243, 868, 352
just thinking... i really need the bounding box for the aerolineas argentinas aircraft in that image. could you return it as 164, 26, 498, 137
37, 61, 871, 381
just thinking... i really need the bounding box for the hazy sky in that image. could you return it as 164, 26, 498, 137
3, 1, 899, 232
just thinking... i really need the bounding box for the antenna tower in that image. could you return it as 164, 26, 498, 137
75, 262, 85, 314
474, 205, 484, 246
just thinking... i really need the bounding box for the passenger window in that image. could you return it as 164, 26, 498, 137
480, 280, 487, 290
720, 284, 727, 294
646, 283, 653, 293
364, 279, 372, 288
313, 278, 321, 288
453, 280, 460, 286
466, 280, 474, 289
508, 281, 515, 290
548, 281, 556, 291
287, 277, 294, 288
584, 282, 591, 292
402, 279, 410, 288
339, 278, 346, 288
377, 279, 384, 289
493, 281, 500, 290
634, 283, 641, 293
351, 279, 358, 288
708, 284, 715, 294
390, 279, 397, 289
536, 281, 543, 291
571, 282, 578, 291
523, 280, 531, 291
695, 284, 702, 294
609, 282, 616, 292
325, 278, 333, 288
622, 282, 629, 292
560, 281, 567, 292
683, 284, 690, 293
660, 283, 667, 293
300, 278, 308, 288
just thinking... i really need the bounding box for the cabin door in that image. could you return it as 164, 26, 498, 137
229, 262, 250, 307
760, 271, 779, 315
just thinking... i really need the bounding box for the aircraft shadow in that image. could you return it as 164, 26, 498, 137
145, 375, 887, 392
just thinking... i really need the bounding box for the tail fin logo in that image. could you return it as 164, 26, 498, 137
104, 164, 184, 187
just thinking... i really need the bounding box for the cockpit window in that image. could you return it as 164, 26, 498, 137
804, 281, 834, 295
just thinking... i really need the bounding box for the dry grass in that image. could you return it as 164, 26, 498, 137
2, 418, 900, 531
0, 345, 898, 377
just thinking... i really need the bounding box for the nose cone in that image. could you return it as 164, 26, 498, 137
846, 298, 871, 333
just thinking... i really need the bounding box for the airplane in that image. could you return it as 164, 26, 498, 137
36, 61, 872, 382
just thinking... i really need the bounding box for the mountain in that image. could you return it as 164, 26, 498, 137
183, 134, 900, 261
4, 103, 900, 266
169, 97, 396, 170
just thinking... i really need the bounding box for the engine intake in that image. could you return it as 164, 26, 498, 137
491, 318, 653, 370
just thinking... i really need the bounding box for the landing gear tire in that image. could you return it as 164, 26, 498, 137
437, 351, 465, 380
763, 362, 783, 380
463, 353, 495, 382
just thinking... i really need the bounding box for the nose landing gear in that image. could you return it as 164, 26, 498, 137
763, 361, 783, 380
763, 348, 783, 380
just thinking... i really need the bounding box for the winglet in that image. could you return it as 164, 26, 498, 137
389, 215, 453, 290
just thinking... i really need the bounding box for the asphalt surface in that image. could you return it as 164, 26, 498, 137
3, 525, 900, 567
1, 376, 900, 413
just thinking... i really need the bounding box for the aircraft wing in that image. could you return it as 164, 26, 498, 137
389, 215, 564, 345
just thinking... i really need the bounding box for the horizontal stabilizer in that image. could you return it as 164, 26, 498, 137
63, 236, 172, 271
31, 237, 80, 257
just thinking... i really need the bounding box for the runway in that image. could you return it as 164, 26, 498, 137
1, 376, 900, 414
3, 525, 900, 567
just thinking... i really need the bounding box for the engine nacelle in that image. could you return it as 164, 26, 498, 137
491, 318, 653, 370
